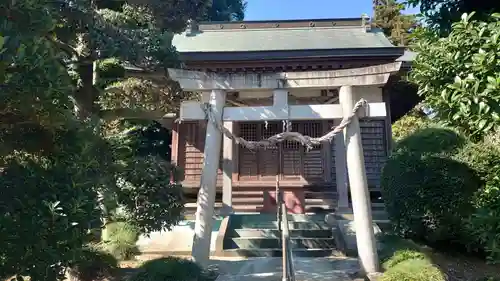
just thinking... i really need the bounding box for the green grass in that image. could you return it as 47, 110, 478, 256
378, 234, 445, 281
101, 221, 141, 261
380, 259, 445, 281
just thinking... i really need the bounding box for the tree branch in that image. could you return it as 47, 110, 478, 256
99, 108, 174, 121
45, 35, 80, 57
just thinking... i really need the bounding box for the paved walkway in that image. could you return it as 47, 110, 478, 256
210, 256, 362, 281
136, 219, 222, 255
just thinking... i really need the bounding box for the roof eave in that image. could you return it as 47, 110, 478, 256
178, 47, 406, 62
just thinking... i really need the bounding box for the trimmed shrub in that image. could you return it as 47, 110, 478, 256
391, 111, 433, 143
129, 257, 215, 281
382, 249, 428, 270
379, 235, 430, 271
66, 245, 118, 281
378, 236, 444, 281
380, 259, 445, 281
381, 127, 481, 244
477, 278, 500, 281
378, 235, 422, 262
393, 126, 466, 155
455, 132, 500, 262
101, 221, 140, 261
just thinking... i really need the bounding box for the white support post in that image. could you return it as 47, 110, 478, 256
334, 125, 349, 210
273, 89, 288, 108
339, 86, 379, 274
222, 121, 233, 214
192, 89, 226, 267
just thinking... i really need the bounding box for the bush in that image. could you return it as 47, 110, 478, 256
381, 127, 481, 244
455, 132, 500, 262
378, 235, 444, 281
129, 257, 215, 281
391, 110, 433, 143
380, 259, 445, 281
66, 245, 118, 281
101, 222, 140, 261
382, 249, 428, 270
378, 235, 422, 262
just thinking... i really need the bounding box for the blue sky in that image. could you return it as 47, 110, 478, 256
244, 0, 419, 21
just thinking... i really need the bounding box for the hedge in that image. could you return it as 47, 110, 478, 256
382, 123, 500, 263
381, 127, 481, 244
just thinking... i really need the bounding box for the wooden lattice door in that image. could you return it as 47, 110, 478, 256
238, 121, 325, 182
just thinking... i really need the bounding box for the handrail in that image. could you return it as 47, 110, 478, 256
281, 202, 295, 281
276, 143, 295, 281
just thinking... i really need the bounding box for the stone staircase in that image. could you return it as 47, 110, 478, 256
220, 214, 343, 257
213, 257, 363, 281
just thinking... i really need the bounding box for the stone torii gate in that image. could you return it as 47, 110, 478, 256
167, 62, 401, 274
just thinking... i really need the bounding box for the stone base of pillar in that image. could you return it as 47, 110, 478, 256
336, 206, 354, 214
218, 205, 233, 216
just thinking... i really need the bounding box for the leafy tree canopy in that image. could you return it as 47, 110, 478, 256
407, 0, 500, 35
373, 0, 417, 46
205, 0, 246, 21
0, 0, 246, 280
410, 13, 500, 139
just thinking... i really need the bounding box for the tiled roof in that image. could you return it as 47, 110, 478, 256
172, 18, 396, 53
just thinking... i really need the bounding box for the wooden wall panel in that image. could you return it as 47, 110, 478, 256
302, 122, 323, 181
179, 121, 223, 186
329, 119, 388, 190
360, 119, 388, 189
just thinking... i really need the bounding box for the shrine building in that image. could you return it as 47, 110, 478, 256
168, 17, 413, 215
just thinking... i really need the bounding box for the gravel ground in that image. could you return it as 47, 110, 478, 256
427, 251, 500, 281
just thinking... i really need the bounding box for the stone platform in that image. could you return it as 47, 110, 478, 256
136, 219, 223, 256
212, 257, 362, 281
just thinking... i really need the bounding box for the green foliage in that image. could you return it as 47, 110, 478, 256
379, 235, 444, 281
381, 128, 481, 244
0, 0, 246, 280
105, 122, 184, 233
106, 221, 140, 242
391, 109, 433, 142
96, 57, 126, 89
477, 278, 500, 281
411, 13, 500, 139
383, 124, 500, 262
67, 245, 118, 281
373, 0, 417, 46
131, 121, 172, 161
100, 78, 183, 115
101, 221, 140, 260
394, 126, 465, 154
380, 259, 445, 281
130, 257, 215, 281
406, 0, 500, 35
0, 155, 102, 281
454, 132, 500, 262
204, 0, 247, 21
113, 154, 184, 233
382, 250, 428, 270
378, 235, 422, 262
0, 3, 113, 280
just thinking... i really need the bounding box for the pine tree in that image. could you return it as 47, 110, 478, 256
373, 0, 417, 46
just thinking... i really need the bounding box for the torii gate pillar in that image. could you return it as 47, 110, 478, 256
340, 85, 379, 273
191, 89, 226, 267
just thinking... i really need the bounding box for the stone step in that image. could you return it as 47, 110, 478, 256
212, 257, 361, 281
220, 248, 343, 258
215, 272, 359, 281
232, 228, 333, 238
231, 197, 335, 204
334, 212, 388, 222
237, 221, 330, 230
227, 237, 336, 250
